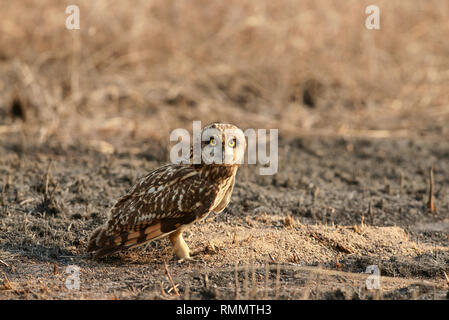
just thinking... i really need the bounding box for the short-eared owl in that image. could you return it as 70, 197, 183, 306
87, 123, 245, 261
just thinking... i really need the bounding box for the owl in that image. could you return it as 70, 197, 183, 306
86, 123, 246, 261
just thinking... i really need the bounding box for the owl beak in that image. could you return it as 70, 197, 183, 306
222, 145, 226, 164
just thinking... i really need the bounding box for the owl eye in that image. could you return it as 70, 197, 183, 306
228, 138, 236, 148
209, 137, 217, 146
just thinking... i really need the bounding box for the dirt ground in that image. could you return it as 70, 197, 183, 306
1, 0, 449, 300
0, 132, 448, 300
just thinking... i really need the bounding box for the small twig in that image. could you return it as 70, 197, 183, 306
243, 234, 253, 243
1, 181, 6, 207
264, 259, 269, 299
312, 186, 319, 203
250, 261, 256, 299
427, 167, 437, 213
44, 160, 53, 200
184, 280, 190, 299
0, 259, 9, 267
167, 284, 179, 293
275, 263, 280, 298
204, 272, 209, 290
243, 264, 249, 300
335, 253, 341, 270
232, 231, 238, 245
234, 263, 239, 300
368, 199, 373, 216
1, 271, 14, 290
49, 182, 60, 200
164, 262, 179, 296
19, 198, 35, 206
443, 271, 449, 286
159, 282, 167, 296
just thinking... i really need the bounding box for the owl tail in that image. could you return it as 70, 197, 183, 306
86, 222, 167, 258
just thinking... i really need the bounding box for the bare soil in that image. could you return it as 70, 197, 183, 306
1, 133, 448, 299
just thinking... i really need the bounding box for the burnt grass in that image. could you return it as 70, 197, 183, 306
0, 135, 449, 299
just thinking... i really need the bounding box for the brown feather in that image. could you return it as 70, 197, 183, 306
86, 225, 107, 252
87, 221, 175, 258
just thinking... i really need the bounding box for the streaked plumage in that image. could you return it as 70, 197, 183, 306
87, 123, 245, 260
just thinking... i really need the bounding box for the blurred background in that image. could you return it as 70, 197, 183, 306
0, 0, 448, 151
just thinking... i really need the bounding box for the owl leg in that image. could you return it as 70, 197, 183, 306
169, 229, 192, 261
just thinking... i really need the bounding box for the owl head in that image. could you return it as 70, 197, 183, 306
197, 123, 246, 166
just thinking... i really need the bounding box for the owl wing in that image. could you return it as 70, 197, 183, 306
86, 164, 220, 257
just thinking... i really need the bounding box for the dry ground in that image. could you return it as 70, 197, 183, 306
0, 136, 448, 299
1, 0, 449, 300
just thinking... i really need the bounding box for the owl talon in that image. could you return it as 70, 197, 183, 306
169, 230, 193, 261
177, 256, 199, 263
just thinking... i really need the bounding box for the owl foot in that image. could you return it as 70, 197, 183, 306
169, 230, 192, 261
176, 256, 199, 263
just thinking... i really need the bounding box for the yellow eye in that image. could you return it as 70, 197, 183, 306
209, 138, 217, 146
228, 139, 236, 148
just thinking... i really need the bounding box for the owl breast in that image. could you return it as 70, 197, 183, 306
212, 175, 236, 213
